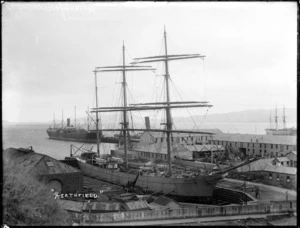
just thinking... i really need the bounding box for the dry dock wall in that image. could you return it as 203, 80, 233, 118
79, 200, 296, 224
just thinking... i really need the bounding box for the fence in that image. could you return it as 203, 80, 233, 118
78, 200, 296, 224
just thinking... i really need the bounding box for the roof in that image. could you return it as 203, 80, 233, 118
287, 151, 297, 156
210, 133, 296, 145
124, 200, 150, 211
132, 143, 225, 154
273, 157, 290, 162
4, 147, 81, 175
149, 196, 181, 210
82, 202, 120, 212
264, 164, 297, 175
57, 200, 84, 212
179, 144, 225, 152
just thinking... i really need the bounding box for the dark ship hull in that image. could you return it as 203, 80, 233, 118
46, 128, 119, 144
77, 160, 224, 200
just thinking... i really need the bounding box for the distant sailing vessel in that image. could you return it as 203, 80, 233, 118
69, 27, 254, 202
265, 106, 296, 136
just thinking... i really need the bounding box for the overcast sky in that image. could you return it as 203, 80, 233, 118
3, 2, 297, 123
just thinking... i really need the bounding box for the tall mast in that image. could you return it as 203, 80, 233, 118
283, 105, 286, 129
122, 41, 129, 170
275, 105, 278, 130
129, 27, 208, 177
53, 112, 55, 128
94, 70, 100, 156
95, 44, 155, 170
163, 27, 173, 175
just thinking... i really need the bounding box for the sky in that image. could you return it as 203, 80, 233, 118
2, 2, 297, 123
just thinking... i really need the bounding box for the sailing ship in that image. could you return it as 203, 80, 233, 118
69, 28, 247, 202
265, 106, 296, 136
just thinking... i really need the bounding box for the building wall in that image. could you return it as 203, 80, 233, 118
286, 152, 297, 167
263, 171, 296, 190
208, 139, 296, 158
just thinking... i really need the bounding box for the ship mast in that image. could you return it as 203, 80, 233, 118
122, 42, 129, 170
94, 70, 100, 156
129, 27, 207, 176
283, 105, 286, 129
275, 105, 278, 130
163, 27, 173, 175
95, 43, 155, 170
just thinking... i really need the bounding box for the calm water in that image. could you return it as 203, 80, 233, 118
2, 124, 116, 160
2, 122, 295, 160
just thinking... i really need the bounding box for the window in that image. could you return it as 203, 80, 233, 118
271, 144, 273, 149
264, 144, 266, 148
287, 176, 290, 183
276, 152, 278, 157
269, 173, 272, 180
287, 161, 290, 166
286, 145, 288, 150
276, 145, 278, 149
161, 138, 163, 142
276, 175, 279, 181
281, 162, 284, 165
281, 154, 283, 157
248, 143, 250, 147
260, 144, 262, 148
271, 152, 273, 157
155, 138, 158, 143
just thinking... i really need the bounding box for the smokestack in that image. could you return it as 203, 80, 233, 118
67, 118, 70, 127
145, 116, 151, 129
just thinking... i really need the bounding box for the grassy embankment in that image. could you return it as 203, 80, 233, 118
3, 154, 71, 225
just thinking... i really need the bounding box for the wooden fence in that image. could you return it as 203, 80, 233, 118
76, 200, 296, 224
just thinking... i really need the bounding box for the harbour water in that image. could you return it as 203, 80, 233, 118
2, 122, 289, 160
2, 123, 116, 160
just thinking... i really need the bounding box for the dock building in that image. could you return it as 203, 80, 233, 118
207, 133, 296, 158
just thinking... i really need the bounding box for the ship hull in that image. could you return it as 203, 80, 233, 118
77, 161, 223, 198
265, 128, 297, 136
46, 128, 119, 144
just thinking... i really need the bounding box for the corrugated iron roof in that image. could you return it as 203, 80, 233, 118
211, 133, 296, 145
273, 157, 290, 162
264, 164, 297, 175
124, 200, 149, 211
82, 202, 120, 212
4, 148, 81, 175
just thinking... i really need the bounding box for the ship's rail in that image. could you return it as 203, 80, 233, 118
75, 200, 296, 224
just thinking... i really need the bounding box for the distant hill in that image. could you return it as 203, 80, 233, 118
48, 108, 296, 129
190, 108, 297, 124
